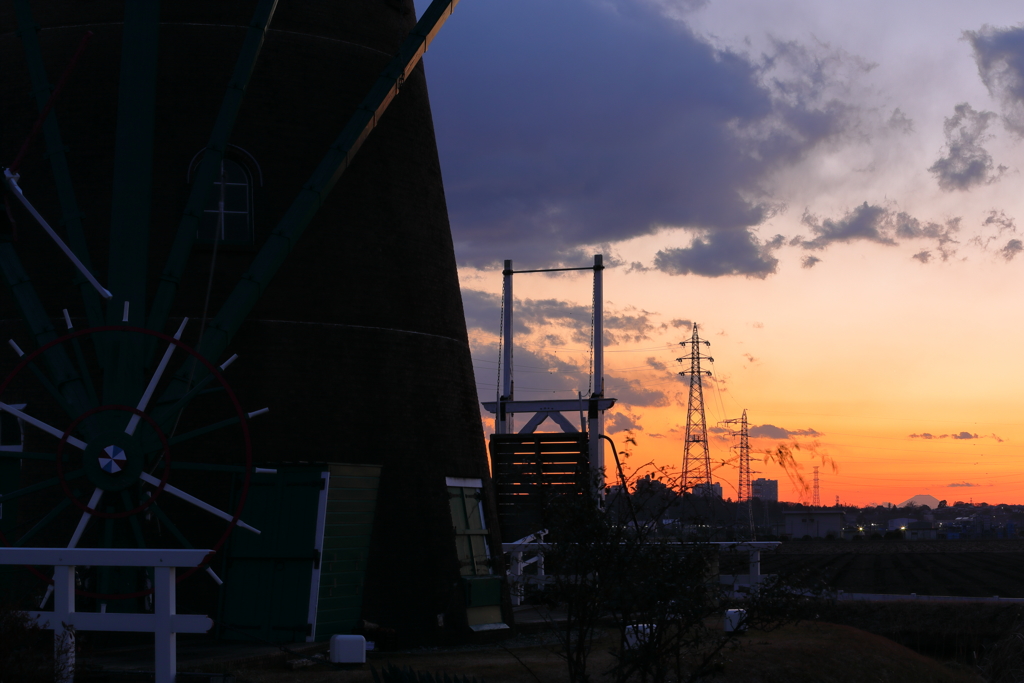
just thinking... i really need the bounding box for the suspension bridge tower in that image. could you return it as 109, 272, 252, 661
678, 324, 714, 496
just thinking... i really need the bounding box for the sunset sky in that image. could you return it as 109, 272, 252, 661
423, 1, 1024, 506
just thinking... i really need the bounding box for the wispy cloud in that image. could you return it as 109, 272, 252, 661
461, 289, 658, 345
799, 203, 896, 250
928, 103, 1005, 191
966, 25, 1024, 137
646, 357, 668, 371
653, 230, 782, 279
605, 375, 670, 408
909, 431, 1002, 441
1001, 239, 1023, 261
749, 424, 821, 439
792, 204, 962, 263
608, 411, 643, 434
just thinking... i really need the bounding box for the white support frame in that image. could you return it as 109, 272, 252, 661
306, 469, 331, 642
503, 530, 548, 606
0, 547, 213, 683
489, 256, 611, 477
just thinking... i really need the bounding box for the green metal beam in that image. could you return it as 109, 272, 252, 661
16, 497, 72, 547
0, 469, 84, 503
157, 0, 461, 405
106, 0, 160, 322
13, 0, 104, 330
146, 0, 279, 338
104, 0, 160, 407
0, 244, 93, 419
122, 490, 146, 549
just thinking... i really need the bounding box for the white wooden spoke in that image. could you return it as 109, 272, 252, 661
8, 339, 24, 357
205, 567, 223, 585
39, 584, 53, 609
3, 171, 112, 300
126, 318, 188, 436
68, 487, 103, 549
0, 402, 86, 450
38, 488, 104, 607
138, 472, 259, 534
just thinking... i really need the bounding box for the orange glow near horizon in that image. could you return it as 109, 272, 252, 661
461, 239, 1024, 508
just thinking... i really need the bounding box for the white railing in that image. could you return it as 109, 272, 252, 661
503, 535, 780, 605
503, 530, 547, 606
0, 547, 214, 683
716, 542, 782, 591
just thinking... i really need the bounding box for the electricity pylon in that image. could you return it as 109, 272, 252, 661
722, 408, 756, 538
723, 409, 752, 502
678, 323, 714, 496
813, 466, 821, 507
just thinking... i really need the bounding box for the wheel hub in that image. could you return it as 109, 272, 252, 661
81, 428, 146, 492
99, 445, 127, 473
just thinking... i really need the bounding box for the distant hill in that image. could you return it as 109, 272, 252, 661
897, 494, 941, 508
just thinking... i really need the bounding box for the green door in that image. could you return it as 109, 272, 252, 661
218, 467, 325, 643
218, 463, 383, 643
314, 464, 382, 640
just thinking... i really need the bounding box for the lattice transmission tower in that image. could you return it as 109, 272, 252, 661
678, 323, 714, 495
722, 408, 755, 538
813, 466, 821, 507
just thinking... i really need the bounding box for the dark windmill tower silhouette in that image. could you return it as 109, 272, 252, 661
0, 0, 501, 643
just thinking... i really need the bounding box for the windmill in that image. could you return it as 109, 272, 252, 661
0, 0, 498, 641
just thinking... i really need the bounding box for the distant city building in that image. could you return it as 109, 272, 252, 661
784, 510, 845, 539
751, 478, 778, 502
692, 482, 723, 498
906, 522, 937, 541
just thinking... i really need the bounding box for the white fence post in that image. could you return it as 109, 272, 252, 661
0, 548, 213, 683
154, 565, 176, 683
52, 564, 75, 683
510, 551, 523, 606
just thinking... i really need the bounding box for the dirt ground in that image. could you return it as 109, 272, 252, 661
222, 621, 984, 683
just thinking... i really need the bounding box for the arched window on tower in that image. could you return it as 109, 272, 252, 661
198, 159, 252, 244
188, 146, 262, 246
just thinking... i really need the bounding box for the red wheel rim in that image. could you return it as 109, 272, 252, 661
0, 325, 253, 600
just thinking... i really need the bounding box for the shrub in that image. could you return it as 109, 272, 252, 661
0, 602, 51, 683
372, 664, 484, 683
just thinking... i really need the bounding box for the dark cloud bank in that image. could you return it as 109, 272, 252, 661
968, 25, 1024, 137
431, 6, 1024, 279
428, 0, 854, 278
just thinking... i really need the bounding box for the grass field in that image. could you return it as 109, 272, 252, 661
721, 540, 1024, 597
218, 622, 983, 683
